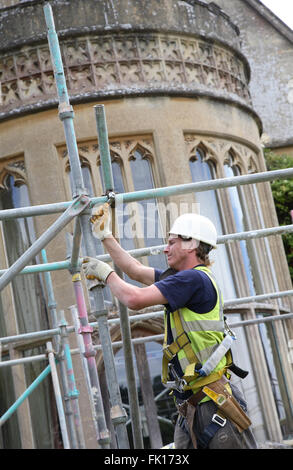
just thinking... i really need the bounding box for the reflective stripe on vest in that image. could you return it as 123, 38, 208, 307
164, 266, 226, 379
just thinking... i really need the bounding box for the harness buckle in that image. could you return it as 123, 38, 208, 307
163, 380, 182, 393
163, 346, 175, 361
212, 413, 226, 427
163, 332, 190, 361
163, 364, 188, 393
175, 331, 190, 350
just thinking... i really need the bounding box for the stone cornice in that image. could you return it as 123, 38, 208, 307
0, 87, 263, 135
0, 0, 242, 52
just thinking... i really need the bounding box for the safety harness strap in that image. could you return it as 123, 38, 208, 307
162, 309, 202, 384
163, 310, 200, 363
162, 308, 232, 388
183, 367, 226, 390
196, 417, 226, 449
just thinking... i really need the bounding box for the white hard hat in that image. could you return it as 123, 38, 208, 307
169, 213, 217, 248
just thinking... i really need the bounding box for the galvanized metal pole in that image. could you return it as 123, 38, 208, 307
69, 305, 99, 439
0, 328, 60, 346
0, 168, 292, 222
71, 274, 110, 449
44, 2, 128, 448
58, 310, 85, 449
77, 219, 129, 448
0, 260, 72, 277
225, 289, 293, 306
65, 236, 109, 448
94, 105, 114, 193
0, 364, 51, 427
0, 223, 291, 278
70, 218, 82, 271
0, 195, 90, 292
95, 104, 143, 449
41, 250, 58, 328
108, 167, 293, 205
46, 342, 70, 449
2, 309, 293, 370
41, 250, 79, 449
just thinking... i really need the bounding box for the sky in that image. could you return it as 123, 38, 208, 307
261, 0, 293, 30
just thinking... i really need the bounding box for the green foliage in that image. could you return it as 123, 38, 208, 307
264, 149, 293, 281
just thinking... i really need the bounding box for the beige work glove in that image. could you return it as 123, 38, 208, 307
90, 203, 112, 241
82, 256, 114, 283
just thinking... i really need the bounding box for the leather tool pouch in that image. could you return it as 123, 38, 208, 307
204, 378, 251, 432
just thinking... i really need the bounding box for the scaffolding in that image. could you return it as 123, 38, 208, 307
0, 2, 293, 449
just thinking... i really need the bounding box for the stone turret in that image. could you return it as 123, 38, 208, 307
0, 0, 258, 128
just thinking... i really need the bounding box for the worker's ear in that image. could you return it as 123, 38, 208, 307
181, 239, 199, 251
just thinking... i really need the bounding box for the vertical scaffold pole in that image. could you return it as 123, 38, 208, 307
69, 305, 100, 439
71, 274, 110, 447
46, 342, 70, 449
94, 105, 144, 448
58, 310, 86, 449
41, 249, 80, 449
44, 2, 129, 448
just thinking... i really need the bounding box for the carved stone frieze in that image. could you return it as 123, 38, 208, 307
0, 33, 251, 117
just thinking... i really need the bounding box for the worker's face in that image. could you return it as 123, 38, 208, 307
164, 235, 197, 270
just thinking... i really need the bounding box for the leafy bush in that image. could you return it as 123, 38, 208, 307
264, 149, 293, 281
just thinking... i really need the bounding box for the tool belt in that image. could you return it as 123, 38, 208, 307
202, 376, 251, 433
177, 376, 251, 437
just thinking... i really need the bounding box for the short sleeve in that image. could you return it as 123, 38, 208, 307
154, 269, 163, 283
154, 268, 217, 313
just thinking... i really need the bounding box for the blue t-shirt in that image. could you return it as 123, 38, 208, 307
154, 265, 217, 314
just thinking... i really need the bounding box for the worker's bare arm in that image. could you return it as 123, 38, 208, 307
106, 271, 167, 310
103, 235, 155, 286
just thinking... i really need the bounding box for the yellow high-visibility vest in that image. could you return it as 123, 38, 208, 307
162, 266, 231, 394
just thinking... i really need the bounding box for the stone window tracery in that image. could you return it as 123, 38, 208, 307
184, 134, 270, 298
224, 152, 256, 295
0, 156, 56, 449
186, 144, 237, 300
59, 137, 167, 271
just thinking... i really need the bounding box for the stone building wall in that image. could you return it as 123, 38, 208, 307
213, 0, 293, 149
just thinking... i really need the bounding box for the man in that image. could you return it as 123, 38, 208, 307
82, 203, 257, 449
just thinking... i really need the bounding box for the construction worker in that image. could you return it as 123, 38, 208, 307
82, 203, 257, 449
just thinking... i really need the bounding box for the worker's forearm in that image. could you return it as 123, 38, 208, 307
106, 271, 141, 309
106, 271, 167, 310
102, 235, 141, 279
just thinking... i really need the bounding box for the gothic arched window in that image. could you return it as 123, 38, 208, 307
224, 152, 255, 295
189, 149, 236, 299
0, 166, 56, 449
129, 148, 167, 271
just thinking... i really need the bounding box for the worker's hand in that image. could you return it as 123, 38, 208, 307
90, 203, 112, 241
82, 257, 114, 283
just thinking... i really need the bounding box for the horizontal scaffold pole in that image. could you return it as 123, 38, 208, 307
98, 224, 293, 262
111, 167, 293, 205
2, 310, 293, 368
0, 260, 71, 277
0, 168, 292, 221
0, 225, 292, 278
1, 290, 293, 364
